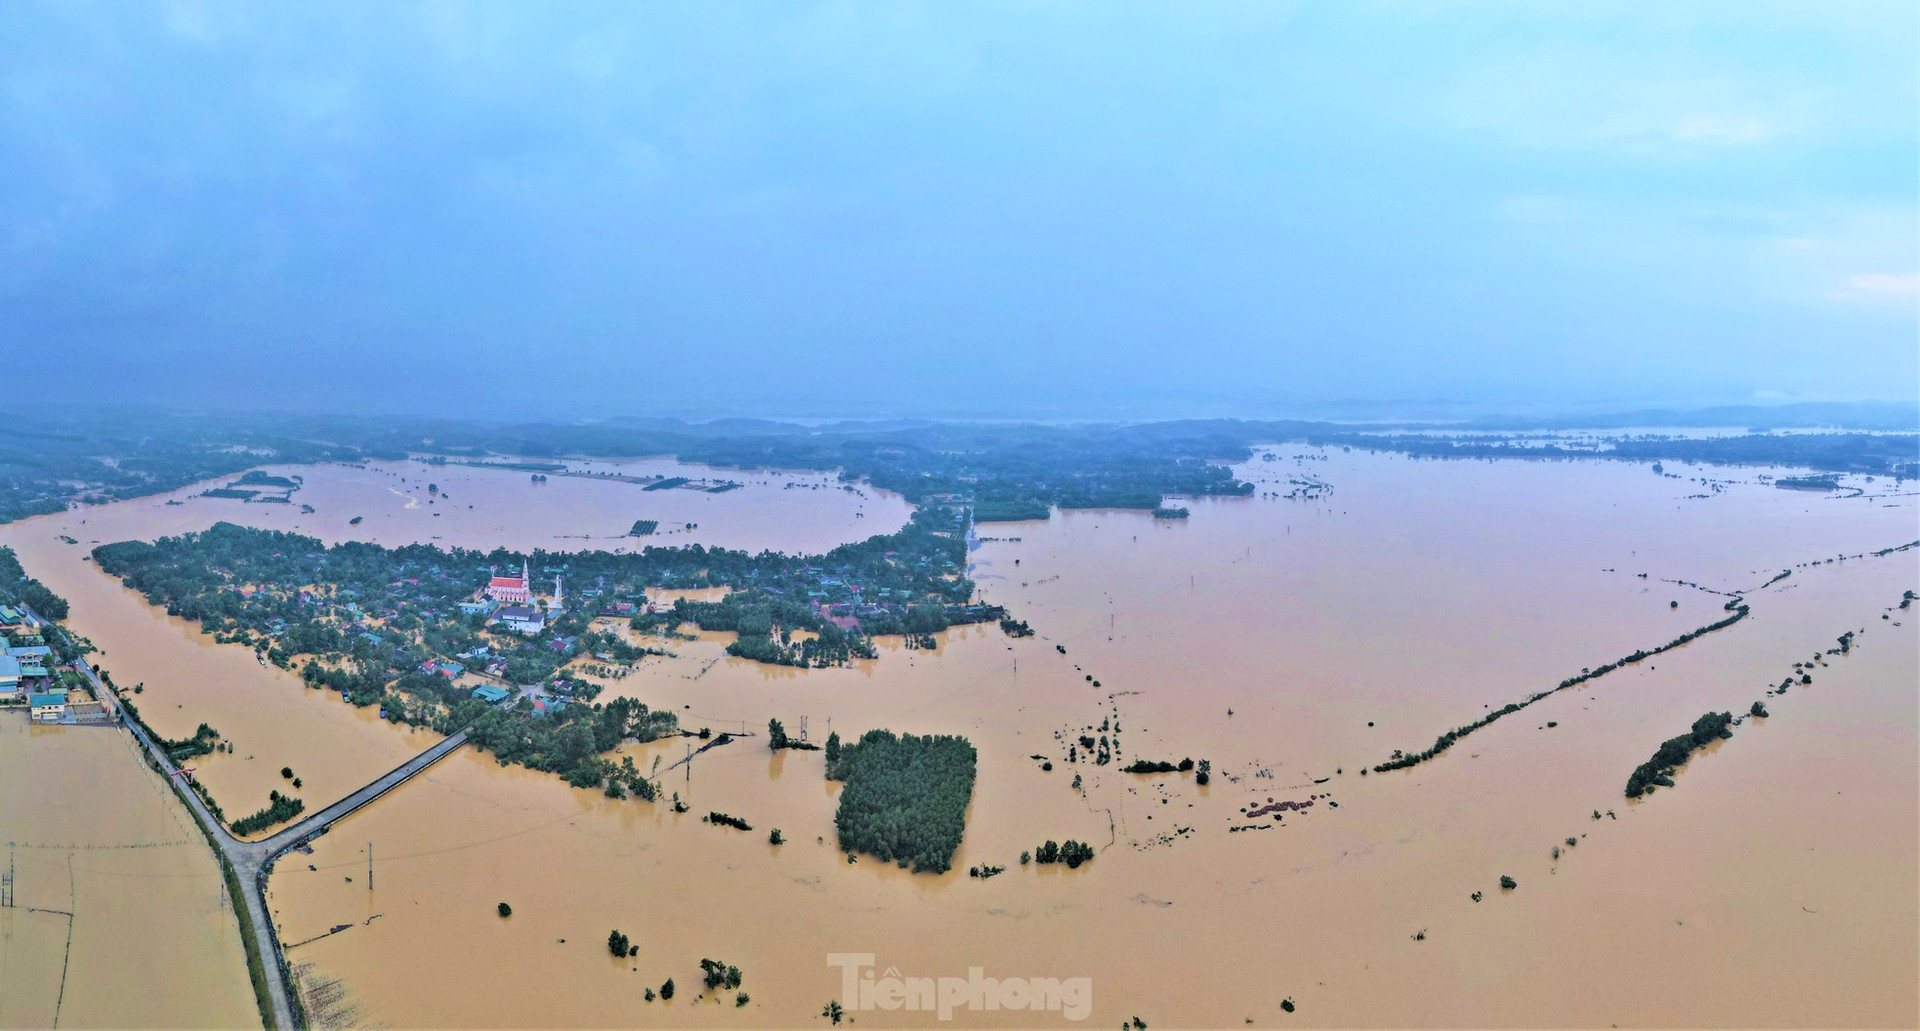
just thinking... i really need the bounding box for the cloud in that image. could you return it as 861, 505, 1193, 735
1669, 113, 1775, 145
1826, 272, 1920, 301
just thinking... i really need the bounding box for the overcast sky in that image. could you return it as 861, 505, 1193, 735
3, 1, 1914, 421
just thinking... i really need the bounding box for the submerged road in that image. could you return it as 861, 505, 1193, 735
79, 659, 467, 1030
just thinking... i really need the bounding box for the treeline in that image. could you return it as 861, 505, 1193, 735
11, 410, 1913, 533
1375, 602, 1751, 773
1625, 712, 1734, 797
705, 812, 752, 831
1121, 757, 1193, 774
0, 414, 379, 525
231, 790, 305, 836
0, 546, 69, 620
1028, 839, 1096, 868
1312, 430, 1918, 479
464, 696, 678, 790
826, 729, 976, 873
161, 722, 222, 761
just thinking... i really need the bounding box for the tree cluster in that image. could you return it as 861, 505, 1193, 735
826, 729, 976, 873
1032, 839, 1096, 868
1625, 711, 1734, 797
231, 790, 305, 836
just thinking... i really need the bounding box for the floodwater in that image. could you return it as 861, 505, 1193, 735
5, 447, 1917, 1028
0, 717, 259, 1028
0, 456, 901, 1029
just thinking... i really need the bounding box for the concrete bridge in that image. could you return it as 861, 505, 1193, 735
91, 656, 468, 1030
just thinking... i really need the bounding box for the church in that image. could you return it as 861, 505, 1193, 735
486, 560, 532, 605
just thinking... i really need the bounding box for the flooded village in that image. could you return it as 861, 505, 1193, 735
1, 443, 1913, 1028
6, 3, 1915, 1026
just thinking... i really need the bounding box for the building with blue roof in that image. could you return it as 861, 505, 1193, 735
29, 692, 65, 722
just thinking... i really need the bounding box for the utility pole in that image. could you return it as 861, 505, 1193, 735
368, 842, 373, 891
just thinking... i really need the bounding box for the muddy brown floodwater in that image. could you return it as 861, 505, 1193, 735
0, 456, 898, 1029
0, 717, 259, 1028
3, 447, 1915, 1028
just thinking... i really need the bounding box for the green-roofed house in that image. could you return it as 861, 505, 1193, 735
471, 685, 511, 704
29, 692, 66, 722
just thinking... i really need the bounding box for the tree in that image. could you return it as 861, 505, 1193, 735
280, 766, 293, 779
769, 828, 784, 846
660, 978, 675, 1001
824, 730, 841, 768
497, 902, 512, 917
1499, 875, 1517, 890
768, 718, 789, 750
607, 930, 630, 957
701, 957, 742, 990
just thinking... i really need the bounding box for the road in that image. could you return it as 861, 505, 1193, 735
76, 656, 466, 1030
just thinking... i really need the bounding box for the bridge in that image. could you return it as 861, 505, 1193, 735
83, 656, 468, 1030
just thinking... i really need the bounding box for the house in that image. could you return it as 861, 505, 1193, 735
494, 605, 545, 634
486, 561, 533, 605
471, 685, 511, 704
7, 644, 51, 660
0, 655, 19, 693
458, 599, 496, 616
29, 691, 65, 722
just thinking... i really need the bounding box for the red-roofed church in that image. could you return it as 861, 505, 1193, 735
487, 560, 532, 604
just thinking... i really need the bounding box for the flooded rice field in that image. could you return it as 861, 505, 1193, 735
2, 447, 1914, 1027
0, 718, 259, 1028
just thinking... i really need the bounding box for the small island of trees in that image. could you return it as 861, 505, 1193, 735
826, 729, 976, 873
1625, 711, 1735, 798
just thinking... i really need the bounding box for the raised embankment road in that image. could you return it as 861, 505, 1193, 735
93, 654, 467, 1031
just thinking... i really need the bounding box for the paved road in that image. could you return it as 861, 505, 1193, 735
81, 657, 467, 1030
